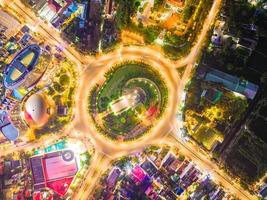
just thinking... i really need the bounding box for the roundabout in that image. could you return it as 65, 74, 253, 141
74, 46, 180, 157
88, 61, 168, 141
0, 0, 255, 199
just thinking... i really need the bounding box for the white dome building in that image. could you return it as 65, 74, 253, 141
24, 94, 50, 127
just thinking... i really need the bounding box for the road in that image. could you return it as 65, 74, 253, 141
0, 0, 257, 199
2, 0, 89, 68
72, 152, 112, 200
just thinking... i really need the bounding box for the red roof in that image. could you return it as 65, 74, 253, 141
47, 177, 74, 196
24, 110, 33, 122
146, 106, 158, 117
25, 190, 31, 198
33, 192, 41, 200
15, 192, 25, 200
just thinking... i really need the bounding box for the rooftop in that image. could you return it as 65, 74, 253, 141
4, 44, 41, 89
30, 150, 78, 196
202, 68, 258, 99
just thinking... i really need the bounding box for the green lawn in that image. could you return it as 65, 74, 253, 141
192, 125, 224, 150
103, 109, 139, 134
91, 61, 168, 140
97, 62, 167, 112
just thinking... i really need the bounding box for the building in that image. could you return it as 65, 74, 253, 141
161, 152, 176, 168
32, 0, 47, 11
19, 33, 32, 47
78, 2, 88, 21
210, 188, 226, 200
130, 165, 148, 184
0, 10, 21, 38
166, 0, 185, 8
2, 159, 22, 187
169, 158, 183, 172
140, 159, 158, 177
23, 93, 51, 128
30, 150, 78, 196
38, 0, 73, 25
211, 20, 226, 47
259, 184, 267, 199
4, 44, 41, 89
200, 68, 258, 100
179, 162, 194, 180
177, 160, 190, 175
0, 110, 19, 141
104, 0, 115, 16
190, 177, 227, 200
57, 105, 68, 116
106, 167, 121, 189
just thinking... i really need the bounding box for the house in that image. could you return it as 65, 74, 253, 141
3, 160, 22, 187
57, 105, 68, 116
140, 158, 158, 176
211, 20, 226, 47
0, 110, 19, 141
161, 152, 176, 168
106, 167, 121, 189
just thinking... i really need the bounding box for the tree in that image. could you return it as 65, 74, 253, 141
143, 26, 160, 44
115, 0, 140, 28
226, 63, 234, 71
183, 0, 195, 22
53, 82, 64, 92
59, 74, 70, 86
178, 154, 185, 161
223, 37, 233, 53
153, 0, 165, 10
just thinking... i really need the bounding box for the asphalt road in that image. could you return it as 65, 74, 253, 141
0, 0, 257, 199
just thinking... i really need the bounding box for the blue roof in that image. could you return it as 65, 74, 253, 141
11, 89, 24, 101
260, 184, 267, 197
174, 187, 184, 195
4, 44, 41, 89
1, 123, 19, 141
63, 3, 78, 17
204, 68, 258, 99
68, 3, 78, 13
0, 110, 19, 141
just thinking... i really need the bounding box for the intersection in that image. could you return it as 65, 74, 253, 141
0, 0, 257, 199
